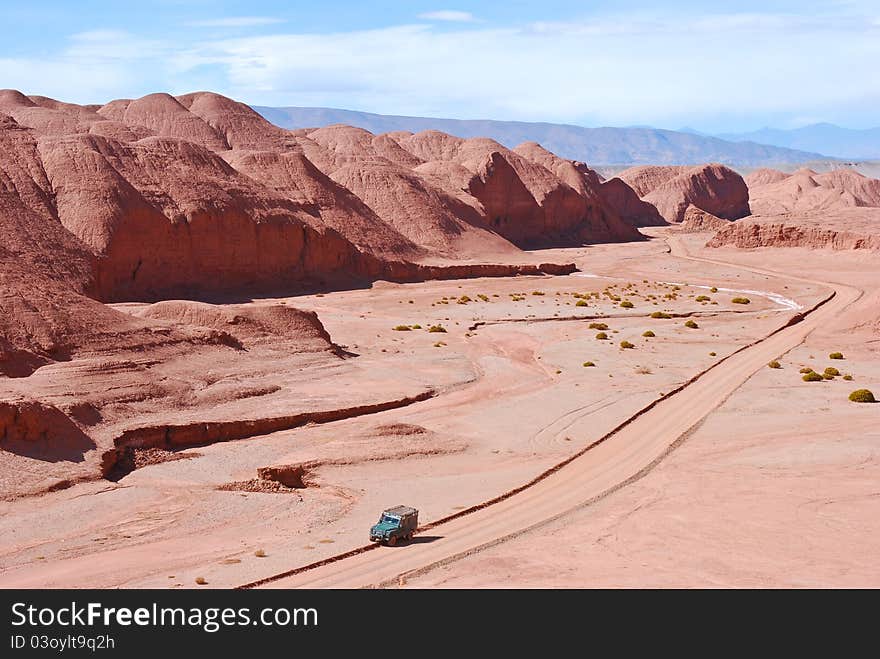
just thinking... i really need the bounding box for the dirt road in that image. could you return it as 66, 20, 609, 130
251, 235, 861, 588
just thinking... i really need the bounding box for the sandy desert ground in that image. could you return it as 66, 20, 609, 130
1, 227, 875, 589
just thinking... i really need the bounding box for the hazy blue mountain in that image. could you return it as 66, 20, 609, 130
718, 123, 880, 160
253, 106, 825, 167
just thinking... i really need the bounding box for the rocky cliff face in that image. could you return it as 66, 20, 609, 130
707, 220, 880, 250
0, 88, 659, 378
616, 164, 750, 223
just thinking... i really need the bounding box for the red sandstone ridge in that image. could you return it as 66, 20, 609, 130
2, 88, 622, 376
745, 168, 791, 187
747, 167, 880, 216
677, 205, 730, 233
707, 215, 880, 251
616, 164, 750, 223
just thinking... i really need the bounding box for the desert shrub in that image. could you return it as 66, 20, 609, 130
684, 320, 699, 329
596, 332, 609, 340
620, 340, 634, 349
731, 297, 750, 304
588, 322, 608, 330
823, 373, 835, 380
254, 549, 267, 558
576, 300, 588, 307
195, 577, 208, 585
532, 291, 545, 296
799, 367, 814, 374
768, 360, 781, 369
695, 295, 710, 302
411, 324, 422, 330
710, 287, 718, 293
582, 361, 596, 367
428, 325, 447, 333
620, 300, 634, 308
829, 352, 844, 360
848, 389, 875, 403
393, 325, 412, 331
642, 330, 655, 337
709, 352, 717, 356
634, 366, 652, 374
477, 294, 489, 302
650, 311, 672, 319
457, 295, 471, 304
802, 371, 823, 382
843, 374, 853, 381
823, 367, 840, 377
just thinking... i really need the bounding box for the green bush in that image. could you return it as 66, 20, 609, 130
802, 371, 823, 382
595, 332, 609, 340
768, 360, 781, 369
393, 325, 412, 331
582, 361, 595, 367
620, 300, 634, 308
642, 330, 655, 337
576, 300, 588, 307
823, 367, 840, 377
829, 352, 844, 360
650, 311, 672, 319
848, 389, 875, 403
428, 325, 447, 333
588, 322, 608, 330
731, 297, 750, 304
620, 341, 634, 349
684, 320, 699, 329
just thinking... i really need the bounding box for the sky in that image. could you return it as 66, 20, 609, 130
1, 1, 878, 132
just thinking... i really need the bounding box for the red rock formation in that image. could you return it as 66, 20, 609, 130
747, 167, 880, 216
707, 220, 880, 251
617, 164, 750, 223
744, 168, 790, 187
135, 301, 335, 351
598, 178, 667, 227
677, 205, 730, 233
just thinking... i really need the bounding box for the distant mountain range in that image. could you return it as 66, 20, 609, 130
254, 106, 826, 168
718, 124, 880, 161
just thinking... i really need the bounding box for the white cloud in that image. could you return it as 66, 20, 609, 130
174, 15, 880, 129
3, 10, 879, 129
417, 11, 476, 22
186, 17, 285, 28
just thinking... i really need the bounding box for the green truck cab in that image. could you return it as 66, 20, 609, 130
370, 505, 418, 546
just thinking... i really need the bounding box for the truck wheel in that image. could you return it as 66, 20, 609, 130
387, 536, 397, 547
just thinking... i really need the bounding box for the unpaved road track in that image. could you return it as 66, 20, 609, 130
250, 236, 861, 589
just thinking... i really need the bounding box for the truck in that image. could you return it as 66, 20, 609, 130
369, 505, 418, 546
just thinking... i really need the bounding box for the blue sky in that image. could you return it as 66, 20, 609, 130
1, 1, 878, 132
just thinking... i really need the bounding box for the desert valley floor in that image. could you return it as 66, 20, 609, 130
1, 229, 877, 589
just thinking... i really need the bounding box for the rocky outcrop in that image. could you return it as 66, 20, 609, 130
747, 167, 880, 215
707, 221, 880, 250
744, 168, 790, 187
678, 205, 730, 233
598, 177, 667, 227
616, 164, 750, 223
135, 301, 334, 351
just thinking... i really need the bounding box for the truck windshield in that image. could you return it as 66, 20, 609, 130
380, 515, 400, 525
